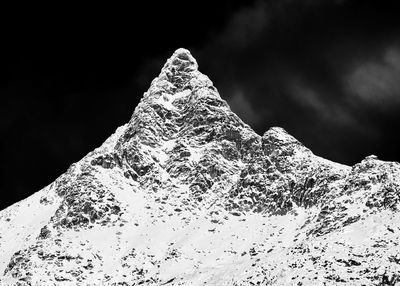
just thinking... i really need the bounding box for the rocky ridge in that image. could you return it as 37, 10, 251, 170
1, 48, 400, 285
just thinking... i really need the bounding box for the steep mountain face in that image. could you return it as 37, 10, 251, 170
1, 48, 400, 285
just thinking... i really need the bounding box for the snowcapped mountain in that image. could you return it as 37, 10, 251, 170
1, 48, 400, 285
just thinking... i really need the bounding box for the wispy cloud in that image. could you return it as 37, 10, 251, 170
346, 47, 400, 110
227, 88, 262, 126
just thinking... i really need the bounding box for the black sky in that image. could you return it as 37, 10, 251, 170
2, 0, 400, 210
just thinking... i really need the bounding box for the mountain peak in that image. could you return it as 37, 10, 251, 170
162, 48, 198, 74
145, 48, 213, 98
2, 47, 400, 285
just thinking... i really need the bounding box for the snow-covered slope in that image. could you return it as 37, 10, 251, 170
1, 48, 400, 285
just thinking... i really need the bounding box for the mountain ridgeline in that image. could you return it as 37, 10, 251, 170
1, 49, 400, 285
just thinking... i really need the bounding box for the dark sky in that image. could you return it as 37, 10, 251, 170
2, 0, 400, 210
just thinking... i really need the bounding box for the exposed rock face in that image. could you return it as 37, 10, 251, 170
1, 48, 400, 285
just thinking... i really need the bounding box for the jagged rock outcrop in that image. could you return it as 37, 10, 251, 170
1, 48, 400, 285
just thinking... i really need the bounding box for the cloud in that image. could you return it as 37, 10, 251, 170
346, 47, 400, 110
287, 81, 370, 133
385, 48, 400, 70
227, 88, 262, 126
288, 83, 327, 113
210, 2, 269, 49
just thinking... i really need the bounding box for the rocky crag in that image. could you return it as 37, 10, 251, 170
1, 48, 400, 285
